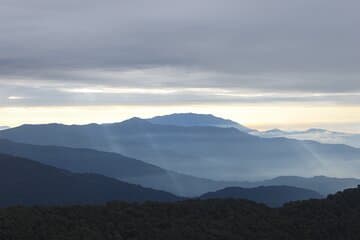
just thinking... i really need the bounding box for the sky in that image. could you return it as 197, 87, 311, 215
1, 0, 360, 132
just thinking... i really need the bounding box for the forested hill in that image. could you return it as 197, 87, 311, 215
1, 187, 360, 240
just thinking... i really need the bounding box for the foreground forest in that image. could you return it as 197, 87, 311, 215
1, 187, 360, 240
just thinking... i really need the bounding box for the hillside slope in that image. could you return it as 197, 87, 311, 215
0, 139, 235, 197
0, 153, 180, 207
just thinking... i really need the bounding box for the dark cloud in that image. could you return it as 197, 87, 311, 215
1, 0, 360, 105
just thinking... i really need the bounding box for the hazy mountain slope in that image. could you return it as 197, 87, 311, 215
0, 140, 356, 197
1, 118, 360, 180
0, 139, 237, 197
200, 186, 322, 207
253, 128, 360, 148
148, 113, 253, 132
240, 176, 360, 196
0, 153, 180, 207
0, 139, 165, 178
0, 126, 8, 130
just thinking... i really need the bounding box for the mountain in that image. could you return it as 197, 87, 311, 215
1, 187, 360, 239
200, 186, 322, 207
253, 128, 360, 148
260, 128, 287, 135
1, 118, 360, 181
148, 113, 254, 132
0, 139, 166, 179
0, 139, 237, 197
1, 139, 356, 197
0, 153, 180, 207
1, 140, 357, 198
240, 176, 360, 196
0, 126, 9, 130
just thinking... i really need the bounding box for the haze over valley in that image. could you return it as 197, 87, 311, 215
1, 113, 360, 199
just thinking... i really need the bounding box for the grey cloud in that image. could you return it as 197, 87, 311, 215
1, 0, 360, 97
1, 82, 359, 107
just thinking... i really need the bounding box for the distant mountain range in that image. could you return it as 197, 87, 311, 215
1, 114, 360, 180
1, 139, 359, 197
1, 112, 360, 237
0, 151, 325, 208
200, 186, 322, 207
148, 113, 254, 132
0, 153, 180, 207
149, 113, 360, 148
0, 139, 233, 197
238, 176, 360, 196
253, 128, 360, 148
0, 126, 9, 130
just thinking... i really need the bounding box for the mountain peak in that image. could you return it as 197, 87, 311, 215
117, 117, 152, 127
147, 113, 253, 132
264, 128, 285, 134
124, 117, 144, 122
306, 128, 328, 133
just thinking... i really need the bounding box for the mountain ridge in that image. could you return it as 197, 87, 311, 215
1, 139, 359, 197
147, 113, 254, 132
200, 185, 322, 207
241, 175, 360, 196
254, 127, 360, 148
0, 153, 181, 207
1, 116, 360, 181
0, 139, 239, 197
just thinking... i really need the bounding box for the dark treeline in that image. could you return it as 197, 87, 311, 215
1, 187, 360, 240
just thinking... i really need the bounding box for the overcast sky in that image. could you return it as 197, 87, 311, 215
1, 0, 359, 131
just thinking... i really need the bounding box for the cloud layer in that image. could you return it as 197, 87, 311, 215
1, 0, 360, 106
